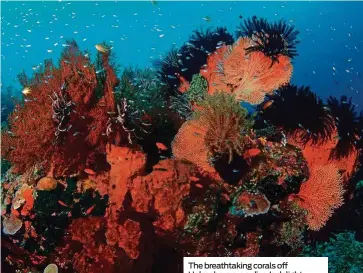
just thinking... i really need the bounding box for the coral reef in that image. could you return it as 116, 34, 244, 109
1, 15, 362, 273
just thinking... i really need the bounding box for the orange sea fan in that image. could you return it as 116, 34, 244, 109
293, 164, 344, 231
200, 46, 231, 94
288, 129, 358, 182
213, 37, 293, 105
171, 120, 214, 173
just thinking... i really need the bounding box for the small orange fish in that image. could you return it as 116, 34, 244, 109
58, 200, 68, 207
189, 176, 200, 182
84, 168, 96, 175
195, 183, 203, 188
156, 142, 168, 151
262, 100, 274, 110
85, 205, 95, 215
243, 148, 261, 158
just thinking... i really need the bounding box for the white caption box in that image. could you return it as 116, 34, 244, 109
184, 257, 328, 273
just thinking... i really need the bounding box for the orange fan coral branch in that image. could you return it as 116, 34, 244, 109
288, 129, 358, 182
293, 164, 344, 231
222, 38, 293, 104
171, 120, 214, 173
202, 38, 293, 105
200, 46, 230, 94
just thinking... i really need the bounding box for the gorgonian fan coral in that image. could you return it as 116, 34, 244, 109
194, 92, 253, 163
1, 62, 60, 173
327, 96, 360, 159
171, 120, 213, 172
260, 84, 335, 145
1, 41, 124, 176
236, 17, 300, 64
288, 130, 358, 183
291, 164, 344, 231
202, 37, 293, 104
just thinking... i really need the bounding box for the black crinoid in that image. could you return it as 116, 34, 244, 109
258, 84, 335, 145
154, 27, 234, 92
154, 48, 182, 91
179, 27, 234, 81
327, 96, 360, 159
236, 16, 300, 64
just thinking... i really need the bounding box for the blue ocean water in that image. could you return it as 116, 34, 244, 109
1, 1, 362, 109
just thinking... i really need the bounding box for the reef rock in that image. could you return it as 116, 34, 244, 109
130, 159, 201, 233
106, 145, 146, 208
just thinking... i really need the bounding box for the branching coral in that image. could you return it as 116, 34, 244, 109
292, 164, 344, 231
194, 92, 253, 163
1, 62, 60, 173
261, 84, 335, 145
3, 16, 363, 273
236, 17, 300, 64
1, 41, 125, 176
154, 48, 182, 90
